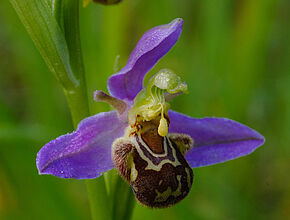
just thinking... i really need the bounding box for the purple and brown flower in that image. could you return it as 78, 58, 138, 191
36, 18, 264, 208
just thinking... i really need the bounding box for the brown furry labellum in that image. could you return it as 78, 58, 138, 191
112, 118, 194, 208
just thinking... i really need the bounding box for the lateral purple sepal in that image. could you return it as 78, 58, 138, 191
107, 18, 183, 101
36, 111, 127, 179
168, 111, 265, 168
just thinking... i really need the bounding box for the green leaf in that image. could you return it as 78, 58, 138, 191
9, 0, 90, 125
9, 0, 79, 91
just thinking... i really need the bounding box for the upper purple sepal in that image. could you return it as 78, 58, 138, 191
168, 111, 265, 168
36, 111, 127, 179
107, 18, 183, 101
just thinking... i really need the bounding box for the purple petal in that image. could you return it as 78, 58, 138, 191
36, 111, 128, 179
107, 18, 183, 101
168, 111, 265, 168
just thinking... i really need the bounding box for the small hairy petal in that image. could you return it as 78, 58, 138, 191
107, 18, 183, 101
36, 111, 127, 179
168, 111, 265, 168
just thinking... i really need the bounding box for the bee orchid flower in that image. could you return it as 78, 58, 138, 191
36, 18, 265, 208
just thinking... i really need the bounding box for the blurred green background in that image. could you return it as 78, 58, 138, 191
0, 0, 289, 219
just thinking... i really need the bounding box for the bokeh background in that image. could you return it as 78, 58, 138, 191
0, 0, 289, 219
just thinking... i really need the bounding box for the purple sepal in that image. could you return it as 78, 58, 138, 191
107, 18, 183, 101
168, 111, 265, 168
36, 111, 127, 179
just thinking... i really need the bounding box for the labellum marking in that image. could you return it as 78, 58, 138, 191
112, 124, 194, 208
132, 134, 181, 171
154, 175, 182, 203
130, 161, 138, 182
185, 167, 192, 190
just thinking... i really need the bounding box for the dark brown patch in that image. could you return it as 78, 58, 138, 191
141, 129, 163, 154
138, 117, 166, 154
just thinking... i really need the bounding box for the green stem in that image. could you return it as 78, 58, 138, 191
104, 170, 135, 220
86, 178, 111, 220
9, 0, 111, 219
61, 1, 110, 220
61, 0, 89, 125
101, 4, 136, 220
111, 174, 135, 220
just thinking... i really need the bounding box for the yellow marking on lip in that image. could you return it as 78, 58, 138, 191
185, 167, 192, 189
130, 162, 138, 182
154, 175, 182, 202
154, 187, 172, 203
132, 135, 181, 171
132, 185, 138, 192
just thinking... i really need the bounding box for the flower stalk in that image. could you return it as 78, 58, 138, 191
57, 1, 135, 219
9, 0, 126, 219
59, 1, 111, 220
100, 5, 136, 219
